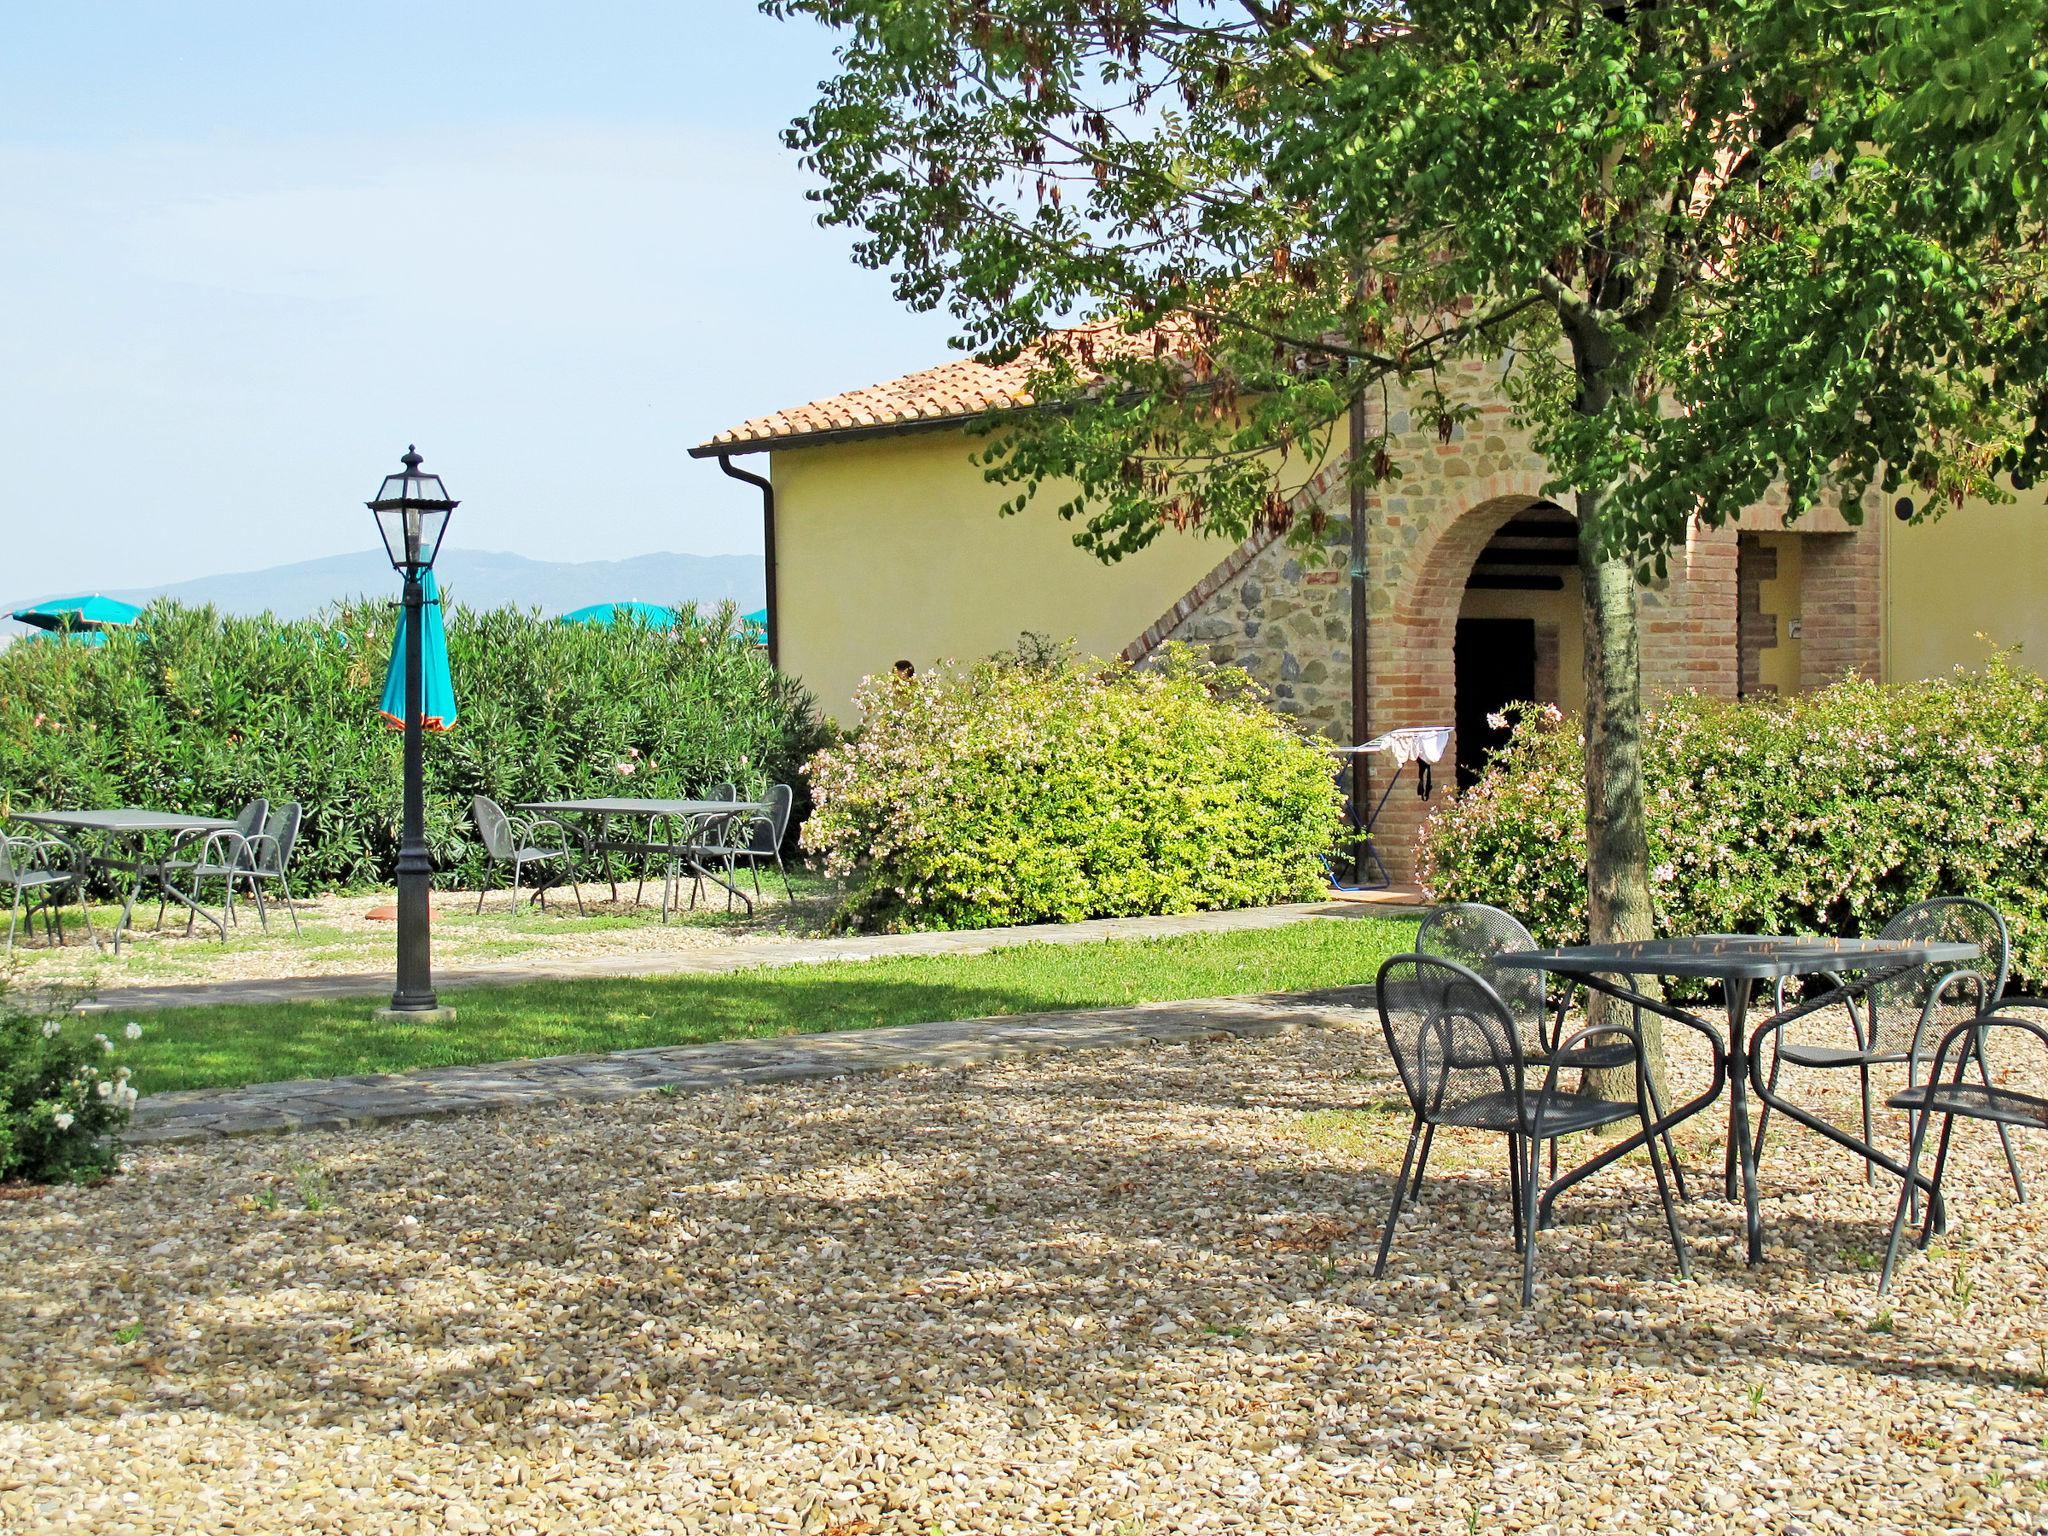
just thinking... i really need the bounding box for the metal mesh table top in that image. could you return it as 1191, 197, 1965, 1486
13, 809, 238, 834
516, 798, 767, 817
1496, 935, 1980, 981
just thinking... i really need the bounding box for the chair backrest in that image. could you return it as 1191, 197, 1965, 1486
751, 783, 794, 853
709, 781, 737, 803
1415, 902, 1546, 1035
0, 838, 19, 884
471, 795, 516, 860
259, 803, 303, 873
1376, 953, 1525, 1121
235, 798, 270, 842
1870, 897, 2011, 1057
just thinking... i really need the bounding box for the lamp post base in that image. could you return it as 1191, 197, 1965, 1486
372, 1004, 459, 1024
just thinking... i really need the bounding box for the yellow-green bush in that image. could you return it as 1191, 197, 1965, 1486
1420, 657, 2048, 980
803, 644, 1342, 931
0, 600, 828, 891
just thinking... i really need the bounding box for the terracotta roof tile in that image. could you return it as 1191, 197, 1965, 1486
690, 323, 1175, 456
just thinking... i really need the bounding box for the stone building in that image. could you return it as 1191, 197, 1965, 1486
694, 344, 2042, 880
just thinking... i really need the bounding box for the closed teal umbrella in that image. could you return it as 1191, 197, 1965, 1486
560, 601, 678, 628
379, 570, 458, 731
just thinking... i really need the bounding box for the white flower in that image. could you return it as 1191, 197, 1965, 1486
94, 1033, 112, 1053
124, 1022, 143, 1041
41, 1021, 60, 1039
96, 1080, 113, 1098
52, 1111, 74, 1131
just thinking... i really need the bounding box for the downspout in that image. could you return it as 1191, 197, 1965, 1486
717, 453, 778, 670
1347, 392, 1372, 882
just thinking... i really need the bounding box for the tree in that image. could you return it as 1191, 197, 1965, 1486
768, 0, 2044, 1087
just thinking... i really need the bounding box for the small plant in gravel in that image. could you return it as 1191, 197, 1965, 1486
1867, 1309, 1896, 1334
0, 988, 141, 1184
290, 1159, 331, 1212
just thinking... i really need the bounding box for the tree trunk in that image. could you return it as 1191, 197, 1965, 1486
1569, 333, 1662, 1098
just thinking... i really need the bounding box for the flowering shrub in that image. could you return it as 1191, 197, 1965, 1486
0, 993, 142, 1183
803, 644, 1342, 931
1420, 656, 2048, 980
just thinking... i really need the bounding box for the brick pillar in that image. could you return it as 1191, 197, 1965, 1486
1640, 521, 1740, 699
1800, 524, 1883, 687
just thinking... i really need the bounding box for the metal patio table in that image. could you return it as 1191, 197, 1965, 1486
516, 797, 769, 919
13, 808, 240, 953
1496, 935, 1978, 1265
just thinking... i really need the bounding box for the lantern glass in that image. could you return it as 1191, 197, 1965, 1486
366, 447, 458, 571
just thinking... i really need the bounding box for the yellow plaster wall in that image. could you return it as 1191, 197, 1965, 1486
1754, 532, 1804, 696
769, 429, 1236, 723
1884, 492, 2048, 680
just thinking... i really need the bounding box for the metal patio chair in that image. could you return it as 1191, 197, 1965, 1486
1879, 1000, 2048, 1294
2, 835, 76, 954
472, 796, 585, 915
156, 798, 266, 932
721, 782, 794, 903
1415, 903, 1689, 1198
235, 801, 304, 938
1754, 896, 2023, 1205
1372, 953, 1698, 1306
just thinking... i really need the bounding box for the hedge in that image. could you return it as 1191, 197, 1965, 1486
802, 642, 1343, 931
1419, 656, 2048, 981
0, 601, 829, 892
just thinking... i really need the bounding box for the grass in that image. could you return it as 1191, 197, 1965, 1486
120, 913, 1415, 1095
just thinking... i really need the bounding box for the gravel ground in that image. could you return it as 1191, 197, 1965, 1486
4, 1017, 2046, 1534
7, 885, 831, 989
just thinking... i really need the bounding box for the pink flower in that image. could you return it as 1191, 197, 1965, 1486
615, 761, 637, 777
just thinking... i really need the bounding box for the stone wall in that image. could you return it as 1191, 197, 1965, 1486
1122, 362, 1887, 882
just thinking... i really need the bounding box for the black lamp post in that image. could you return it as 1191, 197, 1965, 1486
368, 445, 457, 1016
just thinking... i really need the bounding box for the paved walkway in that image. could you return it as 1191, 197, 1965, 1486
126, 986, 1379, 1145
81, 895, 1422, 1015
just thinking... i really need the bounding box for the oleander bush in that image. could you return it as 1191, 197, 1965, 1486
1420, 655, 2048, 981
803, 641, 1343, 931
0, 600, 828, 892
0, 987, 141, 1184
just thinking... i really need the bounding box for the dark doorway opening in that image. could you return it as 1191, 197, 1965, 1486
1455, 617, 1536, 789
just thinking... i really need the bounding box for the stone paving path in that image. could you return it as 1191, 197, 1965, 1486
82, 897, 1420, 1015
125, 986, 1379, 1145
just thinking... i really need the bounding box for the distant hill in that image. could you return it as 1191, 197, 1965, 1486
5, 548, 765, 630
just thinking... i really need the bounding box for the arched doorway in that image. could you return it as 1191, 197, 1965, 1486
1452, 501, 1580, 786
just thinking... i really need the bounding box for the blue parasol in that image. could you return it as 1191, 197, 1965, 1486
379, 570, 458, 731
559, 601, 679, 628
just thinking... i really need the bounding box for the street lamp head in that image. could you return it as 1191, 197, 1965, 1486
367, 445, 458, 572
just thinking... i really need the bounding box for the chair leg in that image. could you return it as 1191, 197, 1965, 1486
1643, 1068, 1689, 1204
1969, 1040, 2028, 1203
1638, 1071, 1691, 1281
476, 875, 489, 915
775, 847, 793, 901
1408, 1123, 1436, 1198
1506, 1135, 1524, 1254
248, 872, 269, 932
278, 874, 301, 938
1520, 1134, 1544, 1307
5, 886, 19, 956
569, 872, 586, 917
1917, 1109, 1961, 1251
1373, 1117, 1425, 1280
1879, 1104, 1942, 1295
1754, 1045, 1784, 1170
1858, 1063, 1876, 1186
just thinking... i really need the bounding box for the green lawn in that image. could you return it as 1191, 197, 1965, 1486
122, 914, 1416, 1095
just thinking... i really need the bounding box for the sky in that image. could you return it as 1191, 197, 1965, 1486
0, 1, 960, 591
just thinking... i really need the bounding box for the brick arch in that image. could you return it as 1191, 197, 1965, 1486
1368, 485, 1561, 882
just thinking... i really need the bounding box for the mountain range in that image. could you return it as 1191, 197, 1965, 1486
5, 548, 765, 629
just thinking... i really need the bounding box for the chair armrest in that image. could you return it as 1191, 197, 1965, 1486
1905, 1002, 2048, 1107
511, 815, 575, 852
1531, 1021, 1645, 1128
